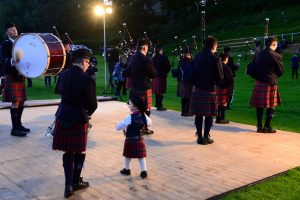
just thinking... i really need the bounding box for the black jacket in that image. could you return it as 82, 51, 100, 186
123, 51, 157, 90
0, 39, 24, 81
192, 50, 224, 92
227, 57, 239, 77
217, 63, 234, 89
55, 65, 98, 124
152, 54, 171, 78
255, 48, 284, 85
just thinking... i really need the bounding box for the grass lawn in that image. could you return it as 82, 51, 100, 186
221, 167, 300, 200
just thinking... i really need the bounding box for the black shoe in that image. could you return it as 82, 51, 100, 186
257, 127, 264, 133
197, 137, 203, 144
19, 125, 30, 133
215, 119, 221, 124
263, 127, 276, 133
219, 120, 229, 124
181, 112, 193, 117
120, 168, 131, 175
140, 171, 147, 179
11, 129, 27, 137
203, 138, 214, 145
72, 177, 89, 191
142, 129, 154, 135
157, 107, 167, 111
64, 186, 74, 198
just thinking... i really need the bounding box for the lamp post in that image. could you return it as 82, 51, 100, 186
95, 0, 113, 88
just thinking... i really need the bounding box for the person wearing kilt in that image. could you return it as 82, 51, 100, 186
224, 47, 239, 109
0, 23, 29, 137
216, 53, 234, 124
190, 36, 223, 145
116, 96, 152, 179
123, 37, 157, 134
250, 37, 284, 133
52, 48, 98, 198
152, 44, 171, 110
178, 48, 194, 116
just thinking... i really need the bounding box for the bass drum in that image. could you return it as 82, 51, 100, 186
12, 33, 66, 78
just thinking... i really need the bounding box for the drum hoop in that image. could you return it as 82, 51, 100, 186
12, 33, 66, 78
12, 33, 36, 78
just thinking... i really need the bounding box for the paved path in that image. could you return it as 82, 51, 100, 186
1, 101, 300, 200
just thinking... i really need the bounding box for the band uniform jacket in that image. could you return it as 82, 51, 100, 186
192, 50, 224, 92
0, 39, 24, 82
152, 54, 171, 78
55, 65, 97, 124
254, 47, 284, 85
123, 51, 157, 91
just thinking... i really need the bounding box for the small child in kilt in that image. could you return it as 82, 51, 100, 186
115, 96, 152, 178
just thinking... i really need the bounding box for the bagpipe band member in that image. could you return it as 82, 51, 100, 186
178, 48, 194, 117
215, 53, 234, 124
0, 22, 29, 137
250, 37, 284, 133
152, 44, 171, 111
52, 48, 98, 198
223, 46, 239, 109
123, 37, 157, 135
189, 36, 223, 145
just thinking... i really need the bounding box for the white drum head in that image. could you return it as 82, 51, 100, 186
13, 33, 49, 78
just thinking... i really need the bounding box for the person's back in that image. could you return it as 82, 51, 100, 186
192, 50, 223, 92
255, 47, 284, 85
129, 51, 156, 90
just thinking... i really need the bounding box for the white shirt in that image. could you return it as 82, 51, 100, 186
115, 114, 152, 131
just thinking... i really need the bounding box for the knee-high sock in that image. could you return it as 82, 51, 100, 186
256, 108, 264, 128
18, 105, 25, 125
195, 115, 203, 137
181, 98, 187, 113
73, 153, 86, 184
138, 158, 147, 172
10, 108, 19, 129
220, 106, 226, 120
265, 108, 274, 128
63, 152, 74, 187
204, 116, 213, 138
124, 157, 131, 170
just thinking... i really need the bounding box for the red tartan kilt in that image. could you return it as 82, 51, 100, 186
216, 87, 229, 106
189, 86, 217, 116
3, 75, 27, 102
250, 80, 282, 108
123, 137, 147, 158
52, 120, 88, 152
130, 89, 152, 109
178, 82, 193, 98
152, 77, 167, 95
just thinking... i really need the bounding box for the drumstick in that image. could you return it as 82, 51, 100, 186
53, 25, 61, 39
65, 33, 74, 45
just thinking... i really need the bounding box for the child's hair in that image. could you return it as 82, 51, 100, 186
129, 95, 148, 129
130, 95, 147, 113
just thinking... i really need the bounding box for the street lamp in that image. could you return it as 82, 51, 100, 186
95, 0, 113, 89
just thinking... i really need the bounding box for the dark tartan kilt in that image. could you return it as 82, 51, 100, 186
123, 137, 147, 158
250, 80, 282, 108
216, 87, 229, 106
228, 85, 234, 96
179, 82, 193, 98
52, 120, 88, 153
126, 78, 131, 89
130, 88, 152, 109
152, 77, 167, 95
3, 75, 27, 102
189, 86, 217, 116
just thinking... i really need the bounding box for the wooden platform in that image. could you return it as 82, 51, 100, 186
1, 101, 300, 200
